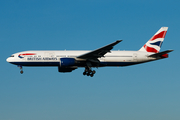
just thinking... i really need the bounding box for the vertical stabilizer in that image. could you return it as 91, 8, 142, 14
139, 27, 168, 53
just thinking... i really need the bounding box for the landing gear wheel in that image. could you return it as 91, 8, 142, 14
20, 70, 23, 74
90, 73, 94, 77
83, 67, 96, 77
83, 72, 86, 75
87, 72, 90, 76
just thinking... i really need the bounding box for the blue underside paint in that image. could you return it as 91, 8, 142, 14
10, 62, 60, 66
100, 62, 138, 66
10, 61, 139, 67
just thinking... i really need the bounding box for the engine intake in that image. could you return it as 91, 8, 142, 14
58, 58, 77, 72
60, 58, 76, 67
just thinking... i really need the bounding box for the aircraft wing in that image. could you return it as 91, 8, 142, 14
77, 40, 122, 59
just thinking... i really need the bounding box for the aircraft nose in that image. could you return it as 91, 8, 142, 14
6, 57, 11, 62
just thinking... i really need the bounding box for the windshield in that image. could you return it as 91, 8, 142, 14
10, 55, 14, 57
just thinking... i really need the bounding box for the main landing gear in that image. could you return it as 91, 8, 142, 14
18, 65, 23, 74
83, 66, 96, 77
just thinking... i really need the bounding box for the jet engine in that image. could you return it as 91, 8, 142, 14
60, 58, 76, 67
58, 58, 77, 72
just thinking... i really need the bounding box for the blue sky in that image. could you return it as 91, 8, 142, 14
0, 0, 180, 120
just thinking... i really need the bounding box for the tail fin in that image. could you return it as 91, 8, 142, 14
139, 27, 168, 53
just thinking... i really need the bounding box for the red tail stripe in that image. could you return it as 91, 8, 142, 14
144, 45, 159, 53
150, 31, 167, 41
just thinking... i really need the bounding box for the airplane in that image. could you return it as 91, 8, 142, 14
6, 27, 173, 77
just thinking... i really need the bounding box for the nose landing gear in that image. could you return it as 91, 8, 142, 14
18, 65, 23, 74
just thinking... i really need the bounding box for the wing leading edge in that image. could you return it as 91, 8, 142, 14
77, 40, 122, 59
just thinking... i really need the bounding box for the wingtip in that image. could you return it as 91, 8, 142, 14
168, 49, 174, 52
116, 40, 123, 42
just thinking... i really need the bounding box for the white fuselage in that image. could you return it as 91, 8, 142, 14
6, 50, 157, 67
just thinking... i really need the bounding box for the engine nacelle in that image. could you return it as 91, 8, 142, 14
58, 58, 77, 72
58, 66, 77, 72
60, 58, 76, 67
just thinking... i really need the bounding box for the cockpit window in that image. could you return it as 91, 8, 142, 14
10, 55, 14, 57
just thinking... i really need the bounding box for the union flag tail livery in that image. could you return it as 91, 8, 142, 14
6, 27, 173, 77
139, 27, 168, 53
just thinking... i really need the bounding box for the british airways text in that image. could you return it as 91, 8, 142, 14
27, 57, 57, 60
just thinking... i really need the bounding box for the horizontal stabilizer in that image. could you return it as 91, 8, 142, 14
148, 50, 173, 58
